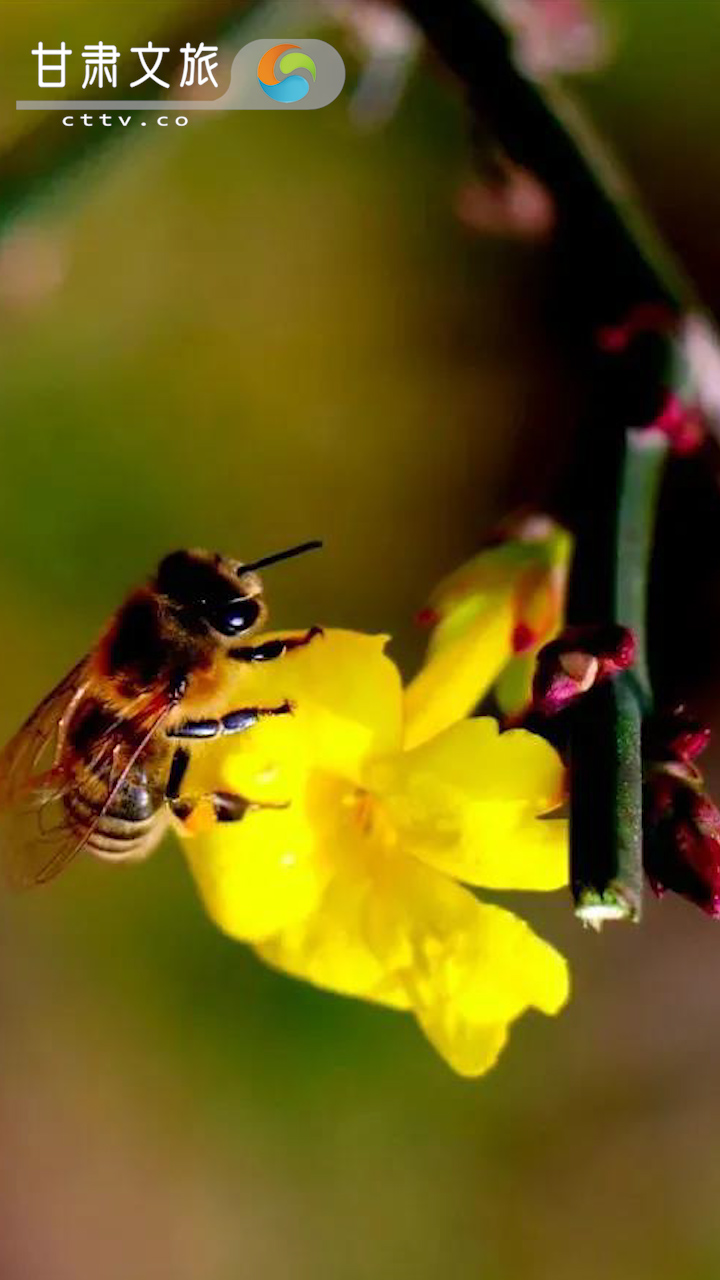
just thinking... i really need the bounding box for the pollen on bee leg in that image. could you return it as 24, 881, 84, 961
184, 799, 216, 836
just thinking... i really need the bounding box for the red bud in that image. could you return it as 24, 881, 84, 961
597, 303, 677, 354
533, 624, 635, 715
645, 768, 720, 918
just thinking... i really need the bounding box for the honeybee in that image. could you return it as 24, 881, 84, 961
0, 541, 322, 888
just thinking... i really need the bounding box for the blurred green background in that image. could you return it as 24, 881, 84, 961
2, 2, 720, 1277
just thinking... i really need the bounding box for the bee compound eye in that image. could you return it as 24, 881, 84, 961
209, 597, 261, 637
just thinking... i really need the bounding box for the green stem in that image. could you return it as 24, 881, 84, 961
400, 0, 689, 925
541, 81, 693, 311
572, 430, 668, 926
571, 678, 644, 924
615, 428, 669, 706
400, 0, 690, 315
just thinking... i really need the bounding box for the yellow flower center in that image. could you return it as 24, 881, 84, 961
340, 783, 399, 858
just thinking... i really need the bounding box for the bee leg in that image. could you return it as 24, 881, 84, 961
169, 791, 248, 824
165, 747, 241, 820
169, 790, 288, 825
228, 626, 324, 664
166, 700, 293, 740
165, 736, 290, 830
165, 746, 190, 800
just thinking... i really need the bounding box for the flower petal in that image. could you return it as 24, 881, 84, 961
257, 853, 568, 1076
256, 863, 412, 1011
394, 862, 569, 1075
366, 718, 568, 890
409, 522, 572, 732
215, 628, 404, 784
494, 651, 535, 719
183, 791, 329, 943
403, 592, 515, 750
178, 629, 403, 948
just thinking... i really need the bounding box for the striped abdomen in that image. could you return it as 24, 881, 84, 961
63, 769, 165, 859
62, 696, 167, 860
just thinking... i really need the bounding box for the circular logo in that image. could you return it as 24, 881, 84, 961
257, 43, 317, 103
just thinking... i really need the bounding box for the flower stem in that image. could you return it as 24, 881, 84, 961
400, 0, 696, 924
400, 0, 692, 316
615, 429, 669, 707
571, 429, 668, 925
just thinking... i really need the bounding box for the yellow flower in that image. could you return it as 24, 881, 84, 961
411, 515, 572, 731
179, 617, 569, 1078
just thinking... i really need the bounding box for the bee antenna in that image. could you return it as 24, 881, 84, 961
241, 540, 323, 574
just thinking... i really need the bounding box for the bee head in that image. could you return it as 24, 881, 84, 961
155, 549, 265, 640
155, 541, 321, 642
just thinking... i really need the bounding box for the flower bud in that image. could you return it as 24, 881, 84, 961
415, 514, 572, 719
644, 767, 720, 918
597, 305, 705, 454
455, 164, 555, 241
652, 392, 704, 456
597, 303, 677, 354
643, 708, 720, 916
644, 707, 711, 768
532, 624, 635, 715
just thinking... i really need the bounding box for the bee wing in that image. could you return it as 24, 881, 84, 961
0, 659, 92, 888
0, 776, 86, 889
0, 668, 175, 891
0, 658, 89, 805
